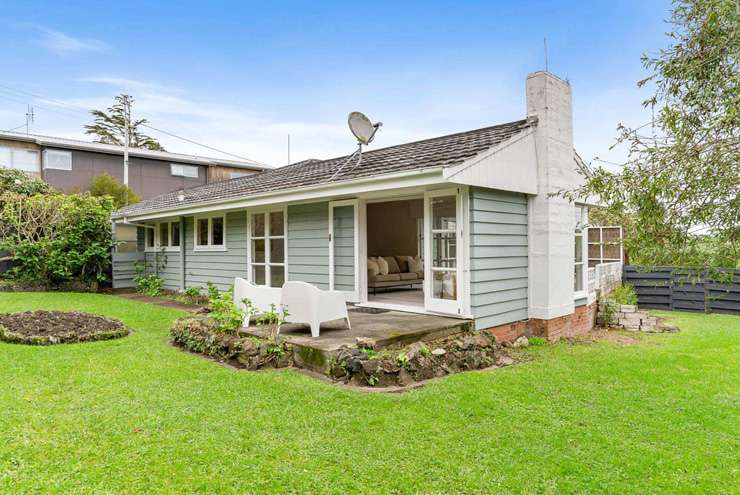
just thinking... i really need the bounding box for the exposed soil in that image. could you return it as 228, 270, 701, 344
0, 311, 131, 345
568, 328, 643, 346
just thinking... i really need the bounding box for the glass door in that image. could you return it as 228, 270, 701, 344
329, 200, 359, 302
424, 189, 462, 314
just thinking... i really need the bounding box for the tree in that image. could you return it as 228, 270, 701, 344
568, 0, 739, 268
0, 167, 52, 196
84, 94, 165, 151
89, 173, 140, 208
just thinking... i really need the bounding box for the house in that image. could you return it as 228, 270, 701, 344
112, 71, 603, 342
0, 131, 268, 200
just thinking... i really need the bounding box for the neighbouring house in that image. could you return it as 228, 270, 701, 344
112, 71, 618, 342
0, 131, 268, 199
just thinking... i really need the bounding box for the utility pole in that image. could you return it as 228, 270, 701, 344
123, 95, 131, 205
287, 133, 291, 165
25, 105, 34, 134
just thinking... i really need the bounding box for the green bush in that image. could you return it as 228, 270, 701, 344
609, 284, 638, 305
88, 173, 140, 208
208, 288, 244, 334
0, 167, 52, 196
0, 192, 115, 286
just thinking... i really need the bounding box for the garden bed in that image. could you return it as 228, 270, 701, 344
0, 310, 131, 345
170, 315, 520, 388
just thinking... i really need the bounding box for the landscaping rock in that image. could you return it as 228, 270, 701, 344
511, 336, 529, 348
355, 337, 377, 350
431, 348, 446, 356
496, 355, 514, 367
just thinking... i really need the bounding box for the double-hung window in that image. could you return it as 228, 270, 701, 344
194, 215, 226, 251
248, 209, 286, 287
574, 205, 587, 297
145, 221, 181, 252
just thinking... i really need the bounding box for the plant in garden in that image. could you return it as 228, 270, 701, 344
133, 262, 165, 297
208, 289, 244, 334
205, 281, 220, 301
609, 284, 639, 305
562, 0, 739, 268
0, 168, 52, 197
0, 192, 115, 285
256, 303, 289, 340
89, 173, 140, 208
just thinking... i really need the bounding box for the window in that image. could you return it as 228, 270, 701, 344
574, 205, 587, 296
0, 146, 40, 172
194, 215, 226, 250
43, 149, 72, 170
170, 163, 199, 178
229, 171, 249, 179
587, 226, 623, 267
249, 209, 286, 287
145, 221, 181, 251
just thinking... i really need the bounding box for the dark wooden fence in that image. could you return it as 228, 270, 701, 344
623, 265, 740, 315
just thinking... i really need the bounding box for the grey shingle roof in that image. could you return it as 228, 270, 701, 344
114, 117, 535, 218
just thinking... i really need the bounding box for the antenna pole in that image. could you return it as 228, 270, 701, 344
25, 105, 34, 134
123, 95, 131, 205
287, 133, 291, 165
544, 37, 548, 72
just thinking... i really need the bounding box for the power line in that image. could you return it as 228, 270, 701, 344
0, 81, 266, 164
2, 123, 27, 132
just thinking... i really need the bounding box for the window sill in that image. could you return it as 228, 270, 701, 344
574, 291, 587, 300
193, 246, 227, 252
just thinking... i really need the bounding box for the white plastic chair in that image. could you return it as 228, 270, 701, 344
280, 281, 351, 338
233, 277, 282, 328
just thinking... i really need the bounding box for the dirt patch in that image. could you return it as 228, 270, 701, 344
0, 311, 131, 345
568, 328, 643, 346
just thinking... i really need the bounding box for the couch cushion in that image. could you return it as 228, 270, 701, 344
372, 273, 401, 283
395, 256, 410, 272
399, 272, 420, 281
367, 257, 380, 277
408, 256, 423, 273
383, 256, 400, 274
376, 256, 389, 275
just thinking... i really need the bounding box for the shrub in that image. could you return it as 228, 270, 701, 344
208, 288, 244, 334
0, 168, 52, 196
610, 284, 638, 305
88, 173, 140, 208
0, 192, 115, 285
133, 262, 165, 297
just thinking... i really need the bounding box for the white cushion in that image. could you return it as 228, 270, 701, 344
367, 257, 380, 277
408, 256, 423, 273
376, 256, 389, 275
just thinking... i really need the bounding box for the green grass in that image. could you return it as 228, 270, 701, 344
0, 293, 738, 494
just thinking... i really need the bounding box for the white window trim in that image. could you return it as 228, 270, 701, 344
574, 205, 588, 299
170, 163, 199, 178
42, 149, 72, 171
247, 206, 288, 288
145, 221, 181, 252
193, 214, 227, 252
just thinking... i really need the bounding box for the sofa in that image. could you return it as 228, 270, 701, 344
367, 255, 424, 294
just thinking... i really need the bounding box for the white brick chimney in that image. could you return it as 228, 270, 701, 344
526, 71, 578, 320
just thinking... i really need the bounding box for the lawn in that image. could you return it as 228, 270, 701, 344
0, 293, 737, 494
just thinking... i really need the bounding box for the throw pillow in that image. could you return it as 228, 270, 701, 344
395, 255, 410, 272
384, 256, 400, 274
376, 256, 389, 275
408, 256, 423, 273
367, 257, 380, 277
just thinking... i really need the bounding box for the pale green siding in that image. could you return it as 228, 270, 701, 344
183, 211, 248, 291
469, 187, 529, 329
288, 202, 329, 289
332, 205, 355, 292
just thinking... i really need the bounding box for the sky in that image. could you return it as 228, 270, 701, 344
0, 0, 674, 168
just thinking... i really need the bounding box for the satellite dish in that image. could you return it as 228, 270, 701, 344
348, 111, 382, 145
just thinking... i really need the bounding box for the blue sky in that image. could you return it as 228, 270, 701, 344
1, 1, 673, 167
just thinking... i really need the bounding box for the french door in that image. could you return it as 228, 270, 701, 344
424, 189, 463, 314
329, 200, 359, 302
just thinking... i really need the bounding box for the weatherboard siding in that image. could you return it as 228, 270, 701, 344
332, 204, 355, 292
288, 202, 330, 289
145, 251, 181, 291
183, 211, 248, 291
469, 187, 529, 329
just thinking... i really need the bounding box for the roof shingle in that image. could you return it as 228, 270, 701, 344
114, 117, 535, 218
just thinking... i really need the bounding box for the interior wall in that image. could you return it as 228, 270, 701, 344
367, 199, 423, 257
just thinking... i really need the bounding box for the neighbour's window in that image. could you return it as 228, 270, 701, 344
230, 171, 249, 179
249, 209, 285, 287
43, 149, 72, 170
0, 146, 40, 172
194, 215, 226, 250
574, 205, 587, 295
170, 163, 199, 178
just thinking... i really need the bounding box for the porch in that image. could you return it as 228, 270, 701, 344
244, 307, 472, 372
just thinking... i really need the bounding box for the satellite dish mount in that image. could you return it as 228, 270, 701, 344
328, 111, 382, 182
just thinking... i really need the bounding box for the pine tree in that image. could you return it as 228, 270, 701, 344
84, 94, 165, 151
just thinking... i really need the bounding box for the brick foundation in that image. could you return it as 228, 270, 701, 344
481, 302, 597, 343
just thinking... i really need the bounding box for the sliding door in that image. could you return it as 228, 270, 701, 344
329, 200, 359, 302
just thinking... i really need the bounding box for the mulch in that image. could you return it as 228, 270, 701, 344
0, 311, 131, 345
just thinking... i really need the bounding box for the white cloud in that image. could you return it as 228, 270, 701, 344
34, 26, 109, 55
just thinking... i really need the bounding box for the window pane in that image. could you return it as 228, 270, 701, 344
270, 238, 284, 263
270, 265, 285, 288
432, 196, 456, 230
269, 211, 284, 236
252, 213, 265, 237
159, 223, 169, 247
170, 164, 198, 177
252, 265, 266, 285
12, 149, 40, 172
588, 228, 600, 243
603, 243, 621, 260
432, 232, 456, 268
602, 228, 620, 242
574, 235, 582, 262
171, 222, 180, 247
432, 270, 456, 300
588, 243, 600, 259
43, 150, 72, 170
212, 217, 224, 245
0, 147, 10, 167
574, 264, 584, 292
197, 219, 209, 245
146, 229, 154, 248
252, 239, 265, 263
574, 206, 583, 233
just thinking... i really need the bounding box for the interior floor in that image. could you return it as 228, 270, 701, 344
368, 286, 424, 308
